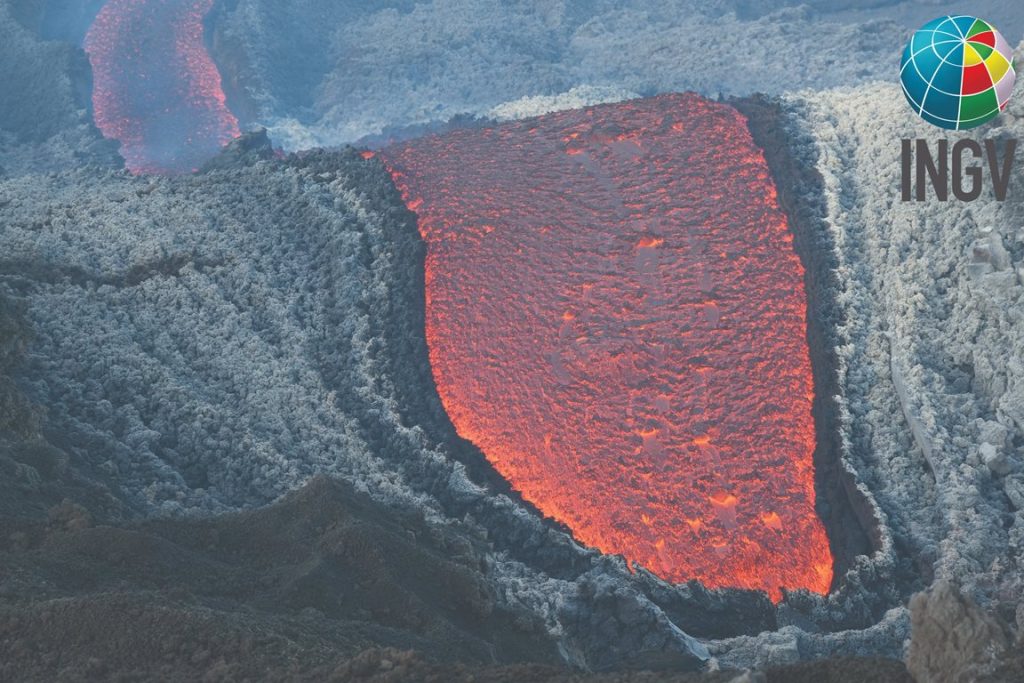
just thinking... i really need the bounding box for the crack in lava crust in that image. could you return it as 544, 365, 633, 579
84, 0, 240, 174
381, 93, 833, 601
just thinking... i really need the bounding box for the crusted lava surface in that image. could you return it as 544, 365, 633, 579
382, 93, 833, 600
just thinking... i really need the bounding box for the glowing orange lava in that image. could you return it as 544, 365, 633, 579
382, 93, 832, 600
84, 0, 240, 173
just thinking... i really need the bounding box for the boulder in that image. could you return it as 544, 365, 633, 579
906, 581, 1010, 683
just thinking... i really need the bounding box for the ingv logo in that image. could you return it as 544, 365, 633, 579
899, 15, 1018, 201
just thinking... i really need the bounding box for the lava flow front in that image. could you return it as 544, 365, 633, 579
84, 0, 240, 173
382, 94, 832, 600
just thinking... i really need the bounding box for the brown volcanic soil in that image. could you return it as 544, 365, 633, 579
0, 474, 913, 682
0, 475, 558, 681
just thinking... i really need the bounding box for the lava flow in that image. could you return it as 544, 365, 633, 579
382, 94, 833, 600
84, 0, 240, 173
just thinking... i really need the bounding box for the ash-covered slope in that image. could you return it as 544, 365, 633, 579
207, 1, 1024, 150
785, 75, 1024, 622
0, 471, 915, 682
208, 0, 914, 148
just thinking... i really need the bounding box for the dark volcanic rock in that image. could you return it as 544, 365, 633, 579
199, 127, 275, 173
0, 471, 915, 682
0, 475, 559, 680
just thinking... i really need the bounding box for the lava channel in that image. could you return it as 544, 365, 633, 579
381, 93, 833, 600
84, 0, 240, 174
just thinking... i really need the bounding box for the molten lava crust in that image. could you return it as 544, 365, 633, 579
84, 0, 239, 174
382, 93, 833, 600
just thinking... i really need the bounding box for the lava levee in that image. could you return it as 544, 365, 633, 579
381, 93, 832, 600
85, 0, 239, 173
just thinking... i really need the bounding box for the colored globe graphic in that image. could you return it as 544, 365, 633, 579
900, 15, 1016, 130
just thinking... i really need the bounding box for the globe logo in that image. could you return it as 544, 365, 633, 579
900, 16, 1016, 130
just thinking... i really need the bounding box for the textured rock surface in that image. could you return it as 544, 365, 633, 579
787, 50, 1024, 621
906, 581, 1010, 683
205, 1, 1024, 150
208, 0, 917, 148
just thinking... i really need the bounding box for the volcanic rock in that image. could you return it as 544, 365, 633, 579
906, 581, 1011, 683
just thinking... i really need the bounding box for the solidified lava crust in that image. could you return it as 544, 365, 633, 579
735, 95, 877, 593
382, 93, 834, 600
84, 0, 240, 174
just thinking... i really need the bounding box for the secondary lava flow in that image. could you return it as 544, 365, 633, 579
382, 94, 833, 600
84, 0, 240, 173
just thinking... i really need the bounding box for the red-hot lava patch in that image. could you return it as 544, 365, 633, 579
84, 0, 240, 174
381, 94, 833, 600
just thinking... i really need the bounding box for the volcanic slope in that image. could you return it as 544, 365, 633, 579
1, 144, 739, 670
787, 76, 1024, 618
0, 105, 942, 673
207, 0, 918, 148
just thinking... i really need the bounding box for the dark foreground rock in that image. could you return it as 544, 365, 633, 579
0, 474, 559, 679
0, 473, 913, 682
